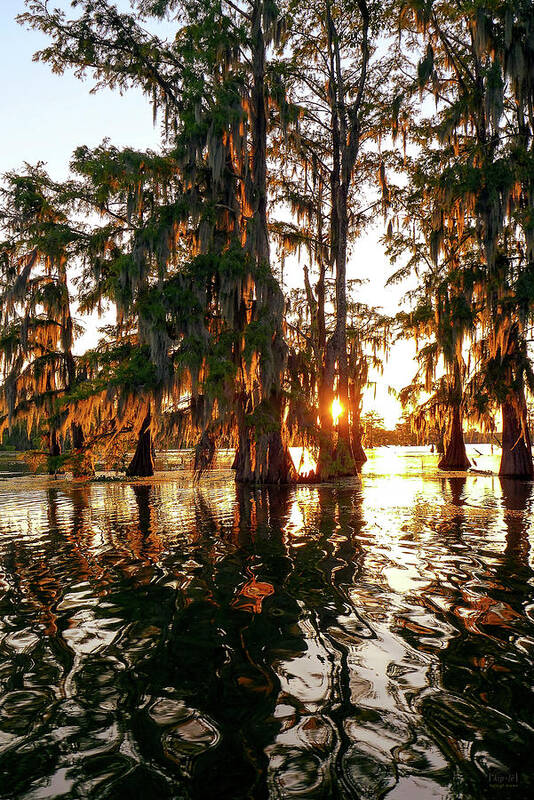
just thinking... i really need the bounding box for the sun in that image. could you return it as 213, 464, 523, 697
332, 397, 343, 426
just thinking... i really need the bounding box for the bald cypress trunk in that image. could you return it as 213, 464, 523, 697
126, 408, 154, 477
438, 405, 470, 470
262, 427, 296, 484
327, 51, 354, 475
317, 339, 336, 477
235, 1, 294, 485
234, 416, 253, 483
350, 380, 366, 467
250, 1, 269, 267
235, 396, 296, 485
65, 337, 82, 456
234, 434, 295, 485
48, 429, 61, 474
333, 184, 356, 473
351, 422, 367, 466
436, 426, 445, 455
499, 394, 533, 479
65, 349, 93, 476
71, 423, 84, 450
316, 0, 369, 481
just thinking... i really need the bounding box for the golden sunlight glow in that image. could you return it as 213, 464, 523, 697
331, 397, 343, 427
289, 447, 317, 479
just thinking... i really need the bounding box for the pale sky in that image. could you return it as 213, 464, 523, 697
1, 0, 416, 427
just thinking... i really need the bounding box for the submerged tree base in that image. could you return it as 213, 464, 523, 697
233, 397, 297, 485
233, 429, 297, 485
499, 397, 534, 479
351, 427, 367, 467
234, 440, 297, 485
317, 435, 359, 481
438, 408, 470, 471
126, 411, 154, 478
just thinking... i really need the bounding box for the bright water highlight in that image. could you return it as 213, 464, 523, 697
0, 448, 532, 798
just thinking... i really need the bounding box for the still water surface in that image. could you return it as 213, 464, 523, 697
0, 448, 533, 799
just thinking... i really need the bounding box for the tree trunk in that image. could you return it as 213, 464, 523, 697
250, 1, 270, 265
71, 423, 94, 477
48, 429, 61, 474
351, 422, 367, 466
317, 338, 336, 478
235, 4, 294, 485
438, 405, 470, 470
235, 395, 296, 485
499, 394, 534, 478
436, 426, 445, 455
235, 409, 254, 483
71, 422, 85, 450
65, 348, 93, 476
315, 100, 355, 480
234, 434, 295, 485
193, 430, 215, 478
333, 180, 353, 450
126, 409, 154, 477
65, 350, 84, 452
320, 3, 358, 479
264, 429, 296, 484
330, 131, 354, 472
349, 381, 366, 466
321, 0, 369, 480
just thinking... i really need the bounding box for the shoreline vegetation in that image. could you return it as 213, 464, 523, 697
0, 444, 509, 485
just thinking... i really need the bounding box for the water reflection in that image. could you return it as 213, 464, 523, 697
0, 467, 532, 798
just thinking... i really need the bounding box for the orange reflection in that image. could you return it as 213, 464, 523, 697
232, 576, 274, 614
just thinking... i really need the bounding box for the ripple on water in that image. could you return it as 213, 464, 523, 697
0, 689, 52, 737
0, 455, 532, 798
162, 713, 221, 762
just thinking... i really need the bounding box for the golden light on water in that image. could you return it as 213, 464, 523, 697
332, 397, 343, 426
289, 447, 317, 478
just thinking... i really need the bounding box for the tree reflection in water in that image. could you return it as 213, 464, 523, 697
0, 472, 532, 798
500, 479, 532, 565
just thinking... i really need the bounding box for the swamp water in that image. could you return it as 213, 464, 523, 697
0, 448, 533, 799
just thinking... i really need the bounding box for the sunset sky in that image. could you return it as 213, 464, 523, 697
1, 0, 417, 427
